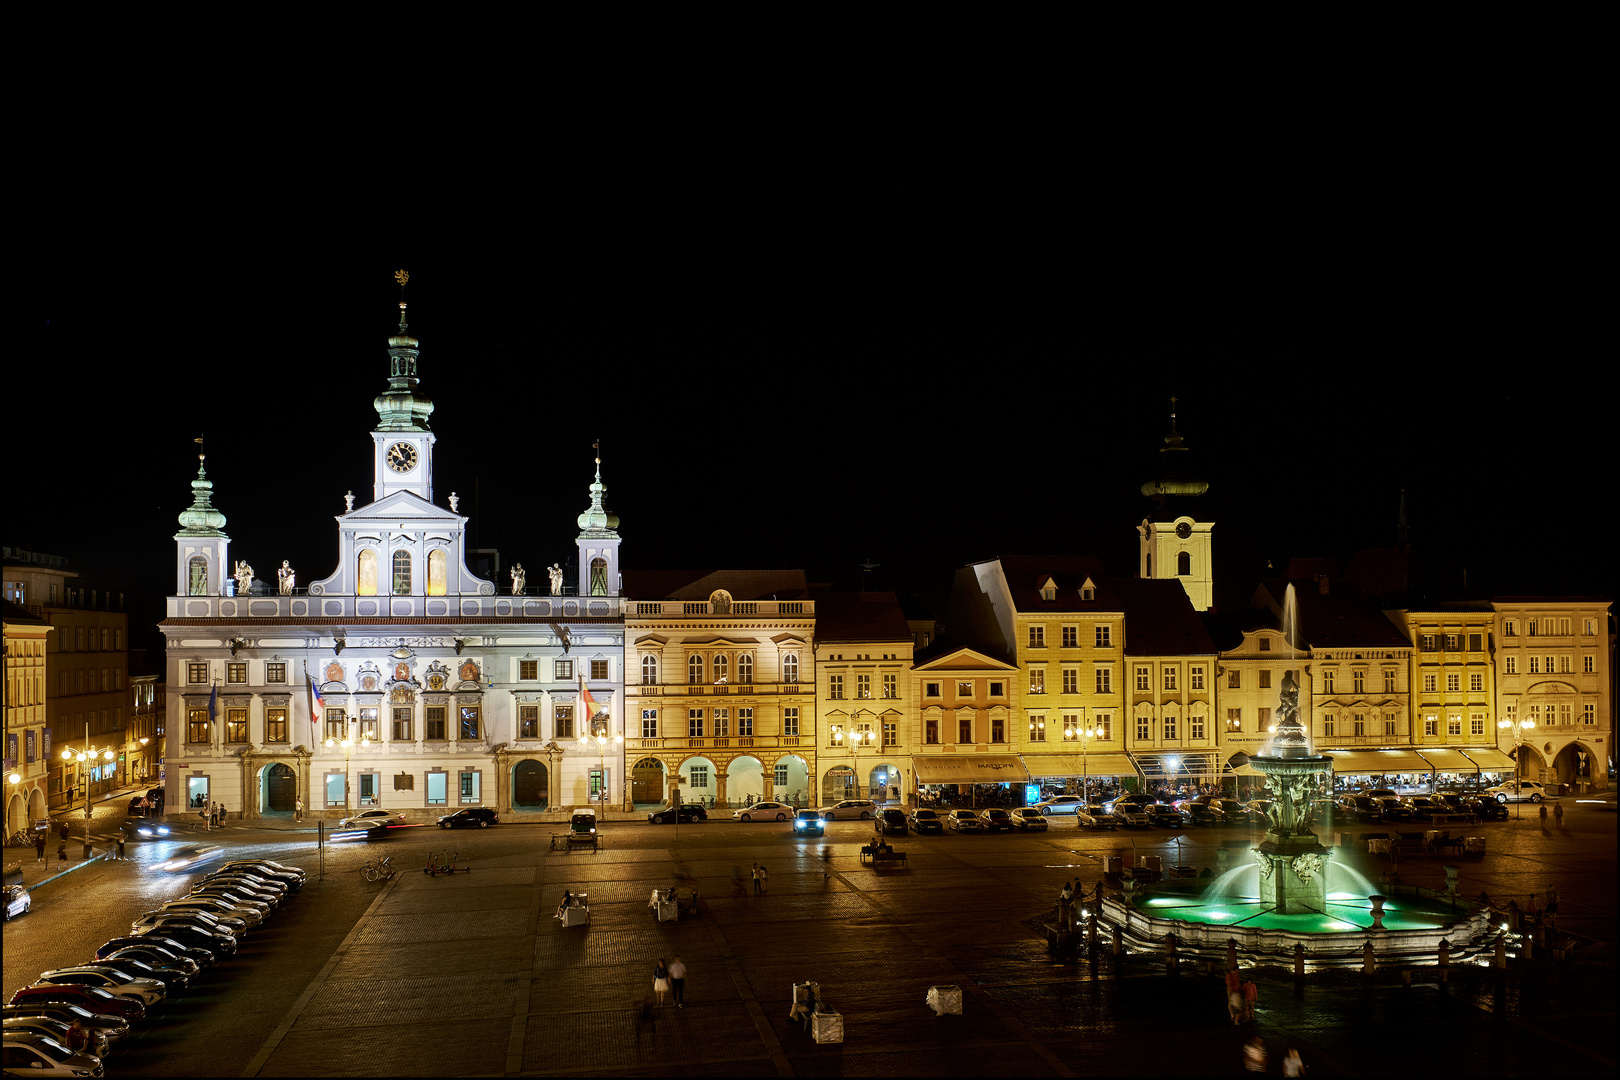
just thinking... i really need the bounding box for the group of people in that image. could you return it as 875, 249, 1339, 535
198, 801, 225, 829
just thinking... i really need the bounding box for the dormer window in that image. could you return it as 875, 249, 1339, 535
1080, 577, 1096, 602
1038, 576, 1058, 602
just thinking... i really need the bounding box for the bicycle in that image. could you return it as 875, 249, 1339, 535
359, 855, 397, 883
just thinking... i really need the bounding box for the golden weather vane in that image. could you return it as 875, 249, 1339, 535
395, 269, 409, 289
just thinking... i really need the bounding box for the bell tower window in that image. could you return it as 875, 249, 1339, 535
1178, 552, 1191, 576
590, 557, 608, 596
428, 549, 447, 595
358, 549, 378, 596
188, 556, 209, 596
392, 550, 412, 594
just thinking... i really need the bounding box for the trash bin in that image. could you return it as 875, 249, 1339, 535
1104, 855, 1123, 875
811, 1010, 844, 1043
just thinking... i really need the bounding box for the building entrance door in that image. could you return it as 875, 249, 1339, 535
265, 763, 297, 812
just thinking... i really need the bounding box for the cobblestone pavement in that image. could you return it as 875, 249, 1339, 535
6, 795, 1615, 1076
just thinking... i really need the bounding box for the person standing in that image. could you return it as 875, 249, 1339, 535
752, 863, 761, 895
759, 863, 768, 893
1553, 801, 1564, 828
1283, 1048, 1304, 1077
1242, 975, 1258, 1022
669, 956, 687, 1007
34, 831, 46, 863
1059, 880, 1075, 930
295, 797, 304, 822
1545, 883, 1560, 928
200, 804, 210, 830
56, 838, 68, 868
653, 958, 671, 1006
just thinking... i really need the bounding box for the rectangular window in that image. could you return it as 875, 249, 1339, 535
1559, 703, 1572, 725
731, 707, 751, 736
1062, 625, 1078, 648
775, 763, 789, 787
641, 709, 658, 738
689, 765, 708, 789
1228, 670, 1241, 689
1353, 671, 1366, 694
520, 660, 538, 680
588, 768, 604, 797
1448, 715, 1462, 736
989, 681, 1005, 697
959, 716, 974, 743
266, 663, 286, 684
1029, 625, 1045, 648
882, 673, 897, 699
1504, 620, 1517, 636
1096, 667, 1112, 693
1469, 633, 1483, 651
783, 708, 799, 736
1136, 714, 1149, 741
1528, 619, 1539, 636
1446, 673, 1460, 692
1163, 668, 1177, 691
1528, 656, 1541, 674
1584, 655, 1595, 673
188, 662, 209, 684
1095, 624, 1111, 647
1258, 706, 1273, 730
426, 706, 447, 740
1323, 671, 1335, 694
325, 772, 346, 807
227, 662, 247, 684
426, 771, 448, 806
829, 675, 844, 699
266, 708, 288, 743
555, 659, 573, 679
460, 771, 481, 804
925, 717, 939, 744
924, 682, 941, 698
883, 721, 897, 747
1470, 713, 1486, 736
1227, 708, 1243, 732
393, 708, 413, 741
359, 708, 379, 741
591, 659, 608, 681
1190, 666, 1204, 689
1135, 666, 1150, 691
1096, 713, 1112, 740
739, 655, 753, 684
1444, 634, 1459, 651
1063, 668, 1078, 694
1425, 715, 1438, 736
1384, 670, 1396, 692
956, 681, 973, 698
519, 705, 539, 739
226, 708, 248, 743
713, 708, 729, 737
1353, 714, 1366, 736
1505, 655, 1517, 674
1163, 714, 1177, 740
1028, 669, 1045, 694
553, 706, 573, 739
688, 709, 704, 738
326, 707, 347, 741
856, 674, 871, 699
1190, 714, 1204, 740
1026, 715, 1045, 742
458, 707, 480, 739
990, 715, 1004, 743
1384, 713, 1396, 735
1259, 669, 1272, 690
1583, 703, 1596, 724
188, 708, 209, 744
1323, 715, 1336, 737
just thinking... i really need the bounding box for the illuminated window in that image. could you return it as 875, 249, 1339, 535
589, 557, 608, 596
359, 708, 379, 740
1028, 669, 1044, 694
1425, 715, 1437, 736
188, 708, 209, 744
688, 655, 704, 684
226, 708, 248, 743
713, 654, 729, 682
520, 706, 539, 739
266, 708, 288, 742
266, 663, 286, 684
327, 707, 347, 741
188, 662, 209, 684
1448, 715, 1461, 736
188, 556, 209, 596
1227, 708, 1242, 732
783, 655, 799, 683
1228, 670, 1241, 689
1024, 715, 1044, 743
428, 549, 447, 595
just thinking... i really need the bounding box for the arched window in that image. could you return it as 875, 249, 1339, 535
357, 549, 378, 595
738, 654, 753, 684
392, 550, 412, 594
188, 556, 209, 596
688, 654, 704, 684
589, 557, 608, 596
642, 655, 659, 685
427, 549, 447, 596
1177, 552, 1191, 576
712, 654, 729, 682
783, 654, 799, 684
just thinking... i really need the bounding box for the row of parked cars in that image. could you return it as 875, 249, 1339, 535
3, 858, 306, 1077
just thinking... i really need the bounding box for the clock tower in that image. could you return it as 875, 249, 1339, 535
371, 301, 436, 504
1138, 397, 1214, 611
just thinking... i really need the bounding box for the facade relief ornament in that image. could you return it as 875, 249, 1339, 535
324, 661, 345, 685
424, 661, 451, 691
1290, 853, 1325, 883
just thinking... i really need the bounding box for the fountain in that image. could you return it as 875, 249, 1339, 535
1096, 585, 1496, 969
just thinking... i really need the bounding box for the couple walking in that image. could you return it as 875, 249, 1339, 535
653, 956, 688, 1007
751, 863, 768, 894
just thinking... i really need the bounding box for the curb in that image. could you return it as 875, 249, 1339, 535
19, 852, 110, 892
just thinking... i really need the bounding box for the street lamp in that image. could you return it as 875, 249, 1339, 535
1497, 717, 1536, 820
1063, 718, 1098, 804
578, 718, 623, 809
61, 742, 116, 852
832, 720, 876, 800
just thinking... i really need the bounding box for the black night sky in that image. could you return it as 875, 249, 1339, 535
15, 198, 1616, 659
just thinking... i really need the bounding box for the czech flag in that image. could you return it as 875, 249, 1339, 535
306, 667, 325, 728
579, 671, 598, 719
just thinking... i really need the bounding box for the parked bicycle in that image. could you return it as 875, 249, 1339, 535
360, 855, 396, 883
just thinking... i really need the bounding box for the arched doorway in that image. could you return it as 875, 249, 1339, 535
631, 758, 668, 807
513, 760, 549, 810
5, 792, 24, 836
679, 756, 718, 808
772, 754, 810, 806
263, 763, 297, 814
728, 756, 766, 805
822, 765, 857, 804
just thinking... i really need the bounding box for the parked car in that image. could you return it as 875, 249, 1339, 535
165, 891, 269, 921
4, 1016, 110, 1061
909, 808, 944, 834
158, 844, 223, 873
215, 861, 305, 889
96, 935, 215, 970
1076, 802, 1119, 829
191, 879, 284, 907
0, 1031, 104, 1077
89, 955, 189, 993
201, 869, 289, 895
1106, 795, 1154, 828
130, 910, 246, 942
1145, 803, 1186, 828
647, 804, 707, 825
103, 945, 200, 979
130, 924, 235, 959
1372, 796, 1412, 822
945, 809, 985, 832
1465, 795, 1510, 820
8, 984, 144, 1022
791, 809, 825, 836
1404, 795, 1447, 820
1192, 796, 1250, 821
1485, 781, 1547, 804
1009, 807, 1049, 831
732, 801, 793, 822
1174, 800, 1224, 826
975, 808, 1014, 832
818, 799, 876, 821
1033, 795, 1086, 815
874, 808, 909, 836
1, 1003, 127, 1046
436, 808, 498, 829
5, 883, 32, 921
32, 969, 165, 1008
153, 899, 257, 931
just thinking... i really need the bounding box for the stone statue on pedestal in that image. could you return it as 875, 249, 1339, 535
511, 564, 527, 596
277, 561, 296, 595
234, 560, 254, 597
548, 564, 564, 596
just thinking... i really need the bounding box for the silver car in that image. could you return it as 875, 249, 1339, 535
1033, 795, 1086, 815
945, 809, 985, 832
818, 799, 876, 821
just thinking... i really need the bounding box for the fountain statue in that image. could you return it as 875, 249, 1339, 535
1250, 668, 1331, 914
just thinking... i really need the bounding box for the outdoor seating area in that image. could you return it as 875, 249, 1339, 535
859, 842, 908, 868
788, 981, 842, 1043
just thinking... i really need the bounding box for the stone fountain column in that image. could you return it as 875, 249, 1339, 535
1251, 670, 1331, 915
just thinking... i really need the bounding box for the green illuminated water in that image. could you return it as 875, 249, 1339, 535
1131, 889, 1468, 932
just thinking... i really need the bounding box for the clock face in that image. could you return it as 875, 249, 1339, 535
387, 442, 419, 473
1176, 522, 1192, 539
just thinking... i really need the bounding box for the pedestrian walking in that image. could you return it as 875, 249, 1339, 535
1228, 984, 1244, 1026
57, 821, 69, 843
1242, 975, 1258, 1022
1244, 1036, 1268, 1073
295, 797, 304, 822
200, 805, 210, 831
1539, 802, 1548, 826
752, 863, 761, 895
1545, 883, 1560, 928
1553, 801, 1564, 828
759, 863, 768, 893
653, 958, 671, 1006
34, 832, 46, 862
1283, 1048, 1304, 1077
116, 835, 127, 861
56, 839, 68, 868
669, 956, 687, 1007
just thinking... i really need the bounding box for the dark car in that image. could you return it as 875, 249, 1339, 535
122, 818, 173, 841
1373, 797, 1412, 822
104, 945, 199, 979
91, 955, 189, 994
8, 984, 145, 1022
978, 808, 1016, 833
791, 809, 825, 836
1145, 803, 1186, 828
1344, 795, 1386, 823
1, 1002, 129, 1044
909, 808, 944, 834
1179, 801, 1225, 826
646, 804, 707, 825
96, 935, 216, 969
1404, 796, 1446, 821
1442, 793, 1509, 821
873, 808, 908, 836
131, 922, 237, 958
436, 807, 498, 829
215, 862, 305, 889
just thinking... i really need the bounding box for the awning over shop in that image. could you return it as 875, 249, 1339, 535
1231, 763, 1266, 777
1130, 752, 1227, 779
1415, 748, 1478, 773
1021, 753, 1138, 778
912, 755, 1030, 785
1322, 749, 1432, 774
1461, 747, 1516, 770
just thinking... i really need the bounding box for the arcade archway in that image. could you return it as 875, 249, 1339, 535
512, 759, 550, 810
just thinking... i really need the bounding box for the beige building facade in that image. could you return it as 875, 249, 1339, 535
1492, 597, 1612, 792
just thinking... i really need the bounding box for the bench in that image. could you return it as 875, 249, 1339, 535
859, 845, 908, 868
551, 833, 599, 851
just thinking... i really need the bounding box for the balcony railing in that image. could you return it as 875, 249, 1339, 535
628, 600, 814, 617
168, 595, 624, 620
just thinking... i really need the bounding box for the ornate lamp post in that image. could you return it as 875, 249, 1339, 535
577, 718, 623, 809
1497, 717, 1535, 820
832, 719, 876, 800
1063, 718, 1098, 804
61, 740, 116, 854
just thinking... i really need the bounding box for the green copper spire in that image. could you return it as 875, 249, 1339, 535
175, 441, 228, 537
373, 294, 435, 433
576, 441, 620, 537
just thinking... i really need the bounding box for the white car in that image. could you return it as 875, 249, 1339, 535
336, 809, 409, 829
945, 809, 985, 832
0, 1032, 104, 1078
35, 967, 166, 1007
818, 799, 877, 821
1485, 781, 1548, 804
4, 882, 32, 921
161, 896, 267, 925
732, 801, 794, 822
1033, 795, 1086, 815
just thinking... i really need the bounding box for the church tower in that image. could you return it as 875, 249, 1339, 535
576, 444, 621, 596
1137, 397, 1214, 611
174, 440, 231, 596
371, 290, 436, 504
